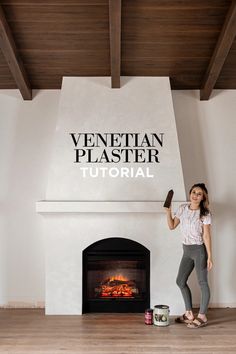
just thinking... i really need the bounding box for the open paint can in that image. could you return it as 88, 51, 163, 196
153, 305, 170, 326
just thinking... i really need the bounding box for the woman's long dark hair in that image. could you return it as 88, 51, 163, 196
189, 183, 210, 219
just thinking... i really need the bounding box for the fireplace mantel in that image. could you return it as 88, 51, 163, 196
36, 201, 185, 213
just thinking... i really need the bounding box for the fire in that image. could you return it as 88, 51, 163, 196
109, 274, 128, 282
94, 274, 139, 298
101, 285, 132, 297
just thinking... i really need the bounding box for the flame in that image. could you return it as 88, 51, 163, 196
109, 274, 128, 282
98, 274, 136, 298
101, 284, 133, 297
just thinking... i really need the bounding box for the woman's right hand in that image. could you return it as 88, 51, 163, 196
164, 207, 171, 213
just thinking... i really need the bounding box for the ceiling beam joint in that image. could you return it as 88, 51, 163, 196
200, 0, 236, 101
0, 5, 32, 100
109, 0, 121, 89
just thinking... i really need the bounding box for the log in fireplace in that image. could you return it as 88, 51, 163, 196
82, 237, 150, 313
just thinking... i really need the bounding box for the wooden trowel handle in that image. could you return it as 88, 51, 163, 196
163, 190, 174, 208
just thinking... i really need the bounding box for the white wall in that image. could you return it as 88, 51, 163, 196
0, 88, 236, 308
172, 90, 236, 307
0, 90, 60, 307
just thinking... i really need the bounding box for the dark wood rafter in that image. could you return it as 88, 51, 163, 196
0, 1, 235, 92
200, 1, 236, 100
109, 0, 121, 88
0, 5, 32, 100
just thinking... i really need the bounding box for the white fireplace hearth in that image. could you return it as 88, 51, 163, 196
37, 77, 186, 315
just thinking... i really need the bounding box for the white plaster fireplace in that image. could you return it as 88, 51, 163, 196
37, 77, 186, 315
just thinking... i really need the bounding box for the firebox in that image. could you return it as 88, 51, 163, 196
82, 237, 150, 313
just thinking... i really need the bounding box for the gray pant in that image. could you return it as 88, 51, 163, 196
176, 244, 210, 314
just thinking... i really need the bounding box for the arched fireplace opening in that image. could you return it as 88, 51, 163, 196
82, 237, 150, 313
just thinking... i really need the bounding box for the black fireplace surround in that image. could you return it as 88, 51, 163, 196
82, 237, 150, 313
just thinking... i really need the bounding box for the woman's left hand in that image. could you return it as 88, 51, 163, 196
207, 258, 213, 271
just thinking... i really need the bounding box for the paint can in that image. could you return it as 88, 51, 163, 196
153, 305, 170, 326
145, 308, 153, 325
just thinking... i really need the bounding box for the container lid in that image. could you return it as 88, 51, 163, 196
145, 308, 153, 312
154, 304, 169, 309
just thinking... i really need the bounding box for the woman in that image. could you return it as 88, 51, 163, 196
165, 183, 213, 328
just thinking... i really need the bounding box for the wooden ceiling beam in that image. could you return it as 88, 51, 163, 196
200, 1, 236, 101
109, 0, 121, 88
0, 5, 32, 100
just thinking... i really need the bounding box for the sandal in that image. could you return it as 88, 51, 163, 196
175, 314, 194, 324
187, 317, 208, 329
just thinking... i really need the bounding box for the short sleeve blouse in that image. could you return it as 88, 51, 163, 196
174, 203, 211, 245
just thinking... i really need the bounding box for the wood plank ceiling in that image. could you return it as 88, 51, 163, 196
0, 0, 236, 100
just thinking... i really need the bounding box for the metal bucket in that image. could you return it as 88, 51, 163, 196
153, 305, 170, 326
